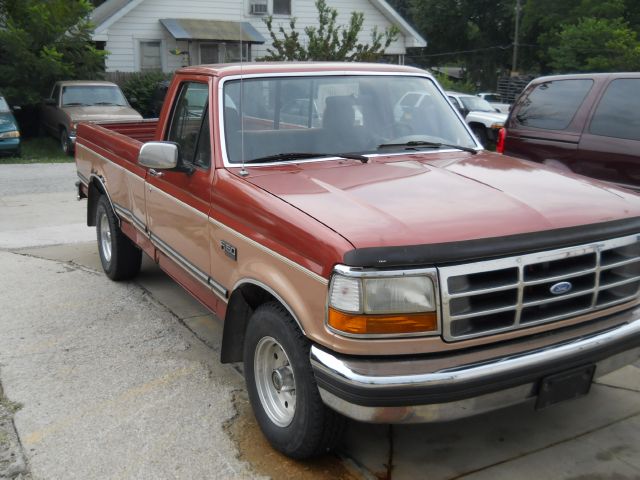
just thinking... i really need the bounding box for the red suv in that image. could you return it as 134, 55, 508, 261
498, 73, 640, 190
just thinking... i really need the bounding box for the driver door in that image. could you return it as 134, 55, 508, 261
145, 79, 213, 281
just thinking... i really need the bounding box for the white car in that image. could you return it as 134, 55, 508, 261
476, 92, 511, 114
446, 91, 507, 146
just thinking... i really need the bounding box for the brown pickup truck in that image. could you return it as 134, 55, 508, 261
75, 63, 640, 459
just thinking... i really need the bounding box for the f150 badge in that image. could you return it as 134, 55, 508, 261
220, 240, 237, 261
550, 281, 573, 295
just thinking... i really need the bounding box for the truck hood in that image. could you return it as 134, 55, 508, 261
465, 110, 507, 124
488, 103, 511, 114
65, 106, 142, 123
245, 152, 640, 250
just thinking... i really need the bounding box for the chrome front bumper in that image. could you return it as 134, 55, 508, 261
310, 319, 640, 423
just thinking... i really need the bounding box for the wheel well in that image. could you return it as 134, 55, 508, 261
220, 283, 279, 363
468, 122, 486, 130
86, 178, 109, 227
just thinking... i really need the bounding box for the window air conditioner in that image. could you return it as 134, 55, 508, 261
250, 2, 268, 14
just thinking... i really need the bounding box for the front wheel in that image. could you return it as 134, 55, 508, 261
243, 302, 346, 459
96, 195, 142, 281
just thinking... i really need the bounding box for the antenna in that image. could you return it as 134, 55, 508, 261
239, 21, 248, 177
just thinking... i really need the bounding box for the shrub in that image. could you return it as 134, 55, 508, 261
120, 71, 173, 118
432, 72, 476, 94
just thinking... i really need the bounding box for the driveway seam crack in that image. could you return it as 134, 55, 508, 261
594, 382, 640, 394
448, 409, 640, 479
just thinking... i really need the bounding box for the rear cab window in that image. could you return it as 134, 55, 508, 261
514, 79, 593, 130
589, 78, 640, 141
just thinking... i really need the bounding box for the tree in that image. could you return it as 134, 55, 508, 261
408, 0, 516, 88
548, 17, 640, 72
259, 0, 399, 62
0, 0, 106, 106
520, 0, 636, 72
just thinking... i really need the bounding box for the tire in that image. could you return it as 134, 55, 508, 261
60, 128, 73, 156
243, 301, 346, 459
471, 125, 488, 147
96, 195, 142, 281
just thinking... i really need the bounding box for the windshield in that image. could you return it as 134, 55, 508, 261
223, 75, 476, 164
0, 97, 9, 113
460, 96, 496, 113
62, 86, 128, 107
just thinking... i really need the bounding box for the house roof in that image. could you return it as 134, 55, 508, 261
160, 19, 265, 44
368, 0, 426, 47
90, 0, 137, 30
90, 0, 426, 48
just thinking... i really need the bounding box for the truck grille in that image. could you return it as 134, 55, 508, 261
439, 234, 640, 341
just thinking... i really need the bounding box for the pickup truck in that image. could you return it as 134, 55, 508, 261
446, 91, 507, 146
41, 80, 142, 155
75, 63, 640, 459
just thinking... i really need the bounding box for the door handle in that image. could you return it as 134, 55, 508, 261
149, 169, 164, 178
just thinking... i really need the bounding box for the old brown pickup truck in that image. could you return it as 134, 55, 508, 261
75, 63, 640, 459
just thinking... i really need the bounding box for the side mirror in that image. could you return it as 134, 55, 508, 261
12, 106, 21, 112
44, 98, 56, 106
139, 142, 178, 170
129, 96, 138, 104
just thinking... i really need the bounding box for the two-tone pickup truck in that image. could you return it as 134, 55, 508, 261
75, 63, 640, 459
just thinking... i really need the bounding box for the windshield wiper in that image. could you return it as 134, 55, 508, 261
244, 152, 368, 164
93, 102, 121, 106
63, 102, 88, 106
377, 140, 478, 155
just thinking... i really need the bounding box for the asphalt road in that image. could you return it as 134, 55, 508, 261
1, 163, 639, 480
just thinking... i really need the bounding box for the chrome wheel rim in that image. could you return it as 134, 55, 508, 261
254, 336, 296, 427
99, 211, 112, 264
61, 133, 69, 154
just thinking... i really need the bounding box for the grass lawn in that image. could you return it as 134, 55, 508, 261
1, 136, 72, 164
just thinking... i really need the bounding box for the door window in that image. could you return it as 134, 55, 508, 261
589, 79, 640, 141
514, 79, 593, 130
167, 82, 211, 168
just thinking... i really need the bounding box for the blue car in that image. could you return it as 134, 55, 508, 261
0, 93, 21, 157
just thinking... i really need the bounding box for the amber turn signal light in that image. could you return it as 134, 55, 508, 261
328, 308, 438, 335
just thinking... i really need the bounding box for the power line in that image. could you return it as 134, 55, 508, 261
407, 43, 545, 61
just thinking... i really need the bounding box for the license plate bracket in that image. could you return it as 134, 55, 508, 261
535, 364, 596, 410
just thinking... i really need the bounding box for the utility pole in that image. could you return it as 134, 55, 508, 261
511, 0, 521, 76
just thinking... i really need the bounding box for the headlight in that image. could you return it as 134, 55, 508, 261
0, 130, 20, 139
70, 122, 78, 133
328, 268, 438, 336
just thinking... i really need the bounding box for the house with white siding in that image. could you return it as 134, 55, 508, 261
90, 0, 426, 72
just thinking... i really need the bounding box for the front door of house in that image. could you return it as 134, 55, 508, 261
200, 44, 220, 64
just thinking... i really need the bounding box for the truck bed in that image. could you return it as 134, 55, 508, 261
92, 118, 159, 143
75, 120, 155, 235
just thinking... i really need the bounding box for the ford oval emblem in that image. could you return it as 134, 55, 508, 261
550, 281, 573, 295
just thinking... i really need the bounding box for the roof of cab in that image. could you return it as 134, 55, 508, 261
176, 62, 429, 78
55, 80, 120, 87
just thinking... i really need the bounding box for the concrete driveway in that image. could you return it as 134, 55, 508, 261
1, 163, 639, 480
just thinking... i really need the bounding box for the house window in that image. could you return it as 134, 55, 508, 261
140, 41, 161, 71
273, 0, 291, 15
200, 43, 249, 64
